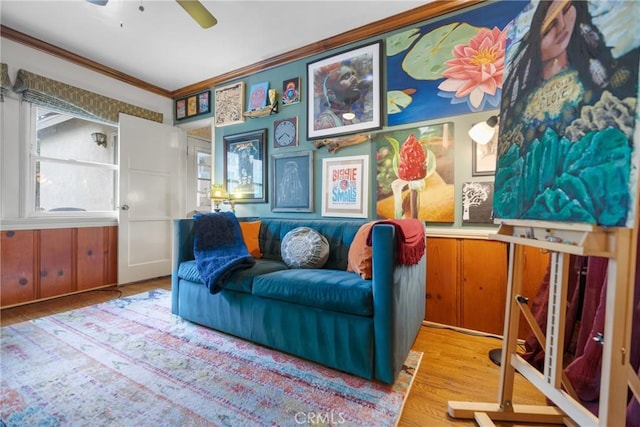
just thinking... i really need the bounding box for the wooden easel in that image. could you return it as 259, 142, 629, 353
448, 219, 639, 426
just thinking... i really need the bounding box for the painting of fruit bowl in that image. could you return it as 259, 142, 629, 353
375, 122, 455, 222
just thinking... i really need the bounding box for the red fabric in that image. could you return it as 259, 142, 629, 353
521, 249, 640, 425
365, 219, 425, 265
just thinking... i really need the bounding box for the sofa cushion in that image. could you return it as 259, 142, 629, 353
177, 259, 288, 293
239, 220, 263, 259
253, 269, 373, 316
281, 227, 329, 269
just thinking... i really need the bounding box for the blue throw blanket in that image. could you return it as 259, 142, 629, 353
193, 212, 255, 294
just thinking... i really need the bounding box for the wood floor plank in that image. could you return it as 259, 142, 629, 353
1, 276, 558, 426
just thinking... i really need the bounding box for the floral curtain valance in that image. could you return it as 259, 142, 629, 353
1, 63, 12, 102
12, 69, 163, 124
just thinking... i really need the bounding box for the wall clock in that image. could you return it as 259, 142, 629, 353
273, 117, 298, 149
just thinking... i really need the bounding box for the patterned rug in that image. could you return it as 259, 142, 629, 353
1, 289, 421, 426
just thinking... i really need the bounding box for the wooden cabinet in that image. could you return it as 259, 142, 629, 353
1, 230, 37, 306
40, 228, 73, 298
426, 236, 549, 337
0, 226, 118, 308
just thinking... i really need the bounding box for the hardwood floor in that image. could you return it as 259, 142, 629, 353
1, 276, 553, 426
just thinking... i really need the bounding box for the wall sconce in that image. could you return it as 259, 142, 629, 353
468, 115, 499, 145
91, 132, 107, 148
210, 184, 229, 212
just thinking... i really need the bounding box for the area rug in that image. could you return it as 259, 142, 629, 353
1, 289, 421, 426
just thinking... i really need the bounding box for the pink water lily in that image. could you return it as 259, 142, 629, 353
438, 26, 507, 110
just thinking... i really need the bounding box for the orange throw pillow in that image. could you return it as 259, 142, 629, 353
239, 220, 262, 259
347, 221, 377, 279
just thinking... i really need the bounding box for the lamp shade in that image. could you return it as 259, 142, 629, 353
210, 184, 229, 201
469, 115, 499, 145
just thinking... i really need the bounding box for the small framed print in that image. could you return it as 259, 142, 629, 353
321, 155, 369, 218
215, 81, 245, 127
223, 128, 267, 203
281, 77, 301, 106
175, 90, 212, 121
471, 121, 498, 176
197, 91, 211, 114
175, 99, 186, 120
187, 96, 197, 117
271, 151, 313, 212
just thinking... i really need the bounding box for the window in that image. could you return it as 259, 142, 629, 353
32, 107, 118, 215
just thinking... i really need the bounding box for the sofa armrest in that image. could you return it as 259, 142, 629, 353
371, 223, 426, 383
172, 218, 195, 314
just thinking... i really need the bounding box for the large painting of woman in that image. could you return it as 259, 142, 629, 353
494, 0, 640, 227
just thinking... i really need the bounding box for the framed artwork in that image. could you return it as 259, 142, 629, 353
471, 121, 497, 177
273, 117, 298, 149
197, 91, 211, 114
214, 82, 245, 127
385, 1, 526, 126
175, 90, 212, 121
374, 122, 455, 222
307, 41, 382, 140
281, 77, 301, 106
223, 129, 267, 203
187, 96, 197, 117
271, 151, 313, 212
175, 99, 186, 120
321, 155, 369, 218
462, 181, 494, 224
248, 81, 269, 111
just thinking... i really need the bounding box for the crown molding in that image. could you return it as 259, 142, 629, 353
1, 0, 482, 100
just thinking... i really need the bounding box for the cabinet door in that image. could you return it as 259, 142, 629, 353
105, 226, 118, 285
77, 227, 105, 290
461, 239, 508, 335
426, 237, 458, 325
39, 228, 74, 298
1, 230, 36, 306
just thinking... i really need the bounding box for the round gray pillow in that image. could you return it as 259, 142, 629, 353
281, 227, 329, 269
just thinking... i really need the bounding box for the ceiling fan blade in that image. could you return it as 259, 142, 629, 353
176, 1, 217, 29
86, 0, 109, 5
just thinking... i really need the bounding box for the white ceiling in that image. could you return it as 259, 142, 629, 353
1, 0, 428, 93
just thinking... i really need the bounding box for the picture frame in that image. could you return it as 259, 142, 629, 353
214, 82, 245, 127
175, 99, 186, 120
471, 121, 498, 176
271, 151, 313, 212
174, 90, 211, 121
248, 81, 269, 111
462, 181, 494, 224
281, 77, 301, 106
223, 129, 267, 203
321, 155, 369, 218
307, 41, 382, 140
197, 91, 211, 114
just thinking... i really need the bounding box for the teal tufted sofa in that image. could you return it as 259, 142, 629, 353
171, 217, 425, 384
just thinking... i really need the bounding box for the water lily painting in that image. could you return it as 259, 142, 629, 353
386, 1, 526, 126
494, 0, 640, 227
375, 122, 455, 222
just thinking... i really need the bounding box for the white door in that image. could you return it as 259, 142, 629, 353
118, 113, 182, 284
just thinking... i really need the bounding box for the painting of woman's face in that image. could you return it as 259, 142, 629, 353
540, 0, 577, 62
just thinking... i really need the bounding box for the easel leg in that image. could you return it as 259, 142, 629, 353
448, 243, 566, 424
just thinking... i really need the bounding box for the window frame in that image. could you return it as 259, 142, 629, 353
27, 104, 119, 219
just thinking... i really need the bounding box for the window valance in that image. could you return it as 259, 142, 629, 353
12, 69, 163, 124
1, 63, 12, 102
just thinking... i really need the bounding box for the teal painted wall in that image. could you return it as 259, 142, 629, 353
209, 6, 499, 231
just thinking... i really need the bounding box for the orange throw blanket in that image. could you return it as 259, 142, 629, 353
366, 219, 425, 265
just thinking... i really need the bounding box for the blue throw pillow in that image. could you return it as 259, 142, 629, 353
281, 227, 329, 269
